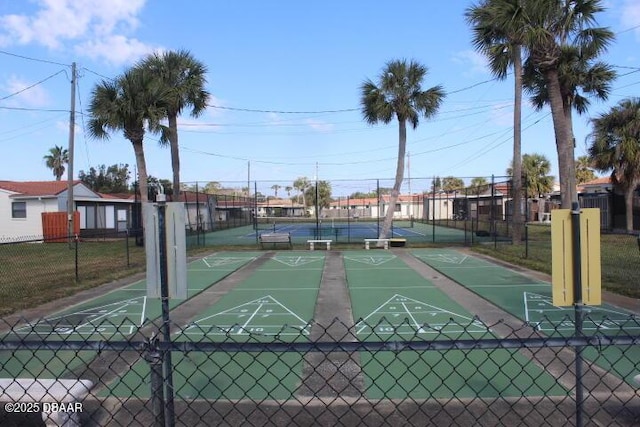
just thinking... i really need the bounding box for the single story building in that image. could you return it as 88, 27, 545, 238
0, 180, 133, 241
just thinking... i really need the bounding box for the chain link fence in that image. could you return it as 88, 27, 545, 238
0, 317, 638, 426
0, 232, 145, 316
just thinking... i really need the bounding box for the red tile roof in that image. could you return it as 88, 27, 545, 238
0, 180, 82, 196
581, 177, 611, 185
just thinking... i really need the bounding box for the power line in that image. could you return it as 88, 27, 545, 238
81, 67, 115, 81
0, 106, 69, 113
208, 104, 359, 114
0, 70, 66, 101
0, 49, 70, 67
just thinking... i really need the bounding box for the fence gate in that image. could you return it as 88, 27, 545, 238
580, 194, 610, 230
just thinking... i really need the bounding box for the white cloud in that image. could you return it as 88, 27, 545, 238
451, 50, 489, 76
0, 0, 155, 65
621, 0, 640, 40
75, 35, 156, 65
2, 75, 51, 107
305, 118, 334, 132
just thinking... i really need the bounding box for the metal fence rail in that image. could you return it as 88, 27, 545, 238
0, 317, 638, 426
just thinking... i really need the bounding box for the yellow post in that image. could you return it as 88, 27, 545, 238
551, 208, 601, 307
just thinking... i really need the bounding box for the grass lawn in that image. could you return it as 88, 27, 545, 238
473, 224, 640, 299
0, 239, 146, 316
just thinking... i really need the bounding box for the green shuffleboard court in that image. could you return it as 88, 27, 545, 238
411, 248, 640, 386
0, 252, 261, 380
106, 251, 325, 400
343, 250, 567, 399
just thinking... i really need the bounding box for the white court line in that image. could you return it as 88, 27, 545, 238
65, 302, 132, 334
202, 258, 211, 268
140, 296, 147, 326
401, 302, 423, 331
467, 283, 548, 288
238, 303, 264, 335
234, 287, 318, 291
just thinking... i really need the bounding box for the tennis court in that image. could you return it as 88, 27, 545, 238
187, 217, 484, 246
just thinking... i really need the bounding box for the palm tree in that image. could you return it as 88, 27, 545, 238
139, 50, 210, 199
588, 98, 640, 233
576, 155, 597, 184
43, 145, 69, 181
87, 68, 167, 203
511, 153, 554, 198
466, 0, 526, 242
360, 59, 445, 240
521, 0, 614, 208
293, 177, 309, 207
469, 177, 490, 194
271, 184, 281, 198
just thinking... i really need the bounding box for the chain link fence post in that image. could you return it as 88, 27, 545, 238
145, 339, 165, 427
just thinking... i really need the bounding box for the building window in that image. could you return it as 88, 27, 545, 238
395, 203, 401, 212
11, 201, 26, 219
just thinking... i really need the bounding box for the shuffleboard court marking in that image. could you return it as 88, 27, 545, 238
183, 295, 310, 336
343, 254, 396, 266
272, 255, 324, 267
14, 296, 147, 336
523, 292, 640, 332
413, 253, 469, 265
355, 294, 489, 336
201, 256, 257, 268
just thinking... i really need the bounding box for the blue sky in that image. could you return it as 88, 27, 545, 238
1, 1, 639, 197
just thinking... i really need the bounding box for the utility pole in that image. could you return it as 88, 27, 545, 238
67, 62, 77, 242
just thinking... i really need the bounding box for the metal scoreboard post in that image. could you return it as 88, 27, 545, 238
144, 202, 188, 300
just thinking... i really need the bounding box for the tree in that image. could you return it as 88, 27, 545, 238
271, 184, 282, 198
466, 0, 526, 242
79, 164, 131, 193
43, 145, 68, 181
575, 155, 597, 184
284, 186, 293, 198
508, 153, 554, 198
521, 0, 614, 208
146, 176, 173, 199
293, 177, 310, 206
139, 49, 210, 199
442, 176, 465, 192
304, 180, 332, 210
588, 98, 640, 233
88, 68, 167, 203
360, 59, 445, 241
469, 177, 490, 194
431, 177, 442, 193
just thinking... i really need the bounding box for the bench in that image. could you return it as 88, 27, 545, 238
539, 212, 551, 223
307, 239, 332, 250
389, 238, 407, 247
259, 232, 292, 249
364, 238, 390, 250
0, 378, 93, 427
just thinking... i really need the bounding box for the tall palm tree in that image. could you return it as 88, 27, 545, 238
588, 98, 640, 233
139, 49, 210, 199
87, 68, 167, 203
293, 177, 309, 207
43, 145, 69, 181
466, 0, 525, 242
360, 59, 445, 241
522, 0, 614, 208
271, 184, 281, 198
508, 153, 554, 198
